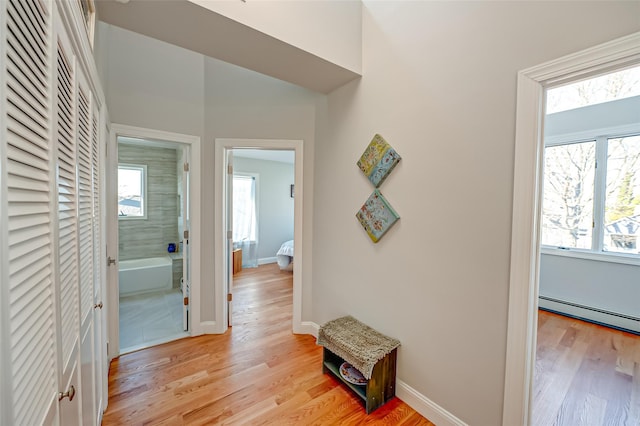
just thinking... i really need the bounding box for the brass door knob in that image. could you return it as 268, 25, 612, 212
58, 385, 75, 402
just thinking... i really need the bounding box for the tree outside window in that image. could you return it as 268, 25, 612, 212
542, 141, 596, 249
542, 135, 640, 255
604, 135, 640, 253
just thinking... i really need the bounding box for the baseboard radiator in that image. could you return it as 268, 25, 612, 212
538, 295, 640, 335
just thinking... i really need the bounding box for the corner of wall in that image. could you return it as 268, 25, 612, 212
297, 321, 319, 338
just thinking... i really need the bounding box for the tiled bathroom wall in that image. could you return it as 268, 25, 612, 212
118, 144, 179, 263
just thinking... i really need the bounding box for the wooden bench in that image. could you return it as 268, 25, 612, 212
317, 316, 400, 414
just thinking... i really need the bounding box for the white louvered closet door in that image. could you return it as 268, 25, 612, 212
55, 21, 82, 426
2, 0, 107, 424
77, 72, 98, 426
1, 0, 58, 424
91, 107, 105, 421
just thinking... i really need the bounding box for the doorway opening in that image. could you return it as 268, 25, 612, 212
117, 137, 189, 353
214, 139, 304, 334
107, 125, 201, 359
503, 32, 640, 425
230, 149, 295, 326
532, 66, 640, 424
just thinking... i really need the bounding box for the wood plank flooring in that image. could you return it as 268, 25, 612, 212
103, 263, 433, 425
533, 310, 640, 426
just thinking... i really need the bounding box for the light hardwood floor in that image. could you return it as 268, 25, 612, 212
103, 263, 433, 425
533, 310, 640, 426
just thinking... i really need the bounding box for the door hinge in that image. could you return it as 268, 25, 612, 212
184, 230, 189, 239
228, 164, 233, 175
227, 293, 232, 302
227, 230, 232, 239
184, 296, 189, 306
184, 162, 190, 172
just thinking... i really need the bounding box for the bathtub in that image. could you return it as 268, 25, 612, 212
118, 256, 173, 296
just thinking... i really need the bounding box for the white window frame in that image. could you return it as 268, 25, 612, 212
117, 163, 147, 220
542, 122, 640, 266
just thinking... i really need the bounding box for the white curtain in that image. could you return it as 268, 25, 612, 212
233, 175, 258, 268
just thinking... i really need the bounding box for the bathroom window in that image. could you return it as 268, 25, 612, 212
118, 164, 147, 219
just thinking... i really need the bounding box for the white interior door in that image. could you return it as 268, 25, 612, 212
182, 146, 190, 331
99, 119, 110, 418
2, 1, 59, 424
226, 150, 234, 326
3, 1, 108, 424
106, 134, 119, 359
56, 24, 81, 426
77, 70, 97, 426
90, 97, 104, 423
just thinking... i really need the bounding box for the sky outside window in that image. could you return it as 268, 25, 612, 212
546, 65, 640, 114
118, 165, 145, 217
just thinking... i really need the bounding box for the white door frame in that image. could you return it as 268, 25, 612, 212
503, 32, 640, 426
106, 124, 202, 360
214, 139, 304, 334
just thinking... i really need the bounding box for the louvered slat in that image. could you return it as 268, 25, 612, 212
91, 113, 101, 298
5, 0, 56, 424
56, 40, 78, 365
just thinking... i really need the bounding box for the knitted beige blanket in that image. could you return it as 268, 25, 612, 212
317, 315, 400, 380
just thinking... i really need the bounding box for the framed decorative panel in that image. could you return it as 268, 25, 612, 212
357, 134, 401, 188
356, 190, 400, 243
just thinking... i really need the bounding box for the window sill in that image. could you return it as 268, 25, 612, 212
541, 247, 640, 266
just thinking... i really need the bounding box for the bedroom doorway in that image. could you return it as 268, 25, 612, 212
230, 149, 295, 326
214, 139, 305, 334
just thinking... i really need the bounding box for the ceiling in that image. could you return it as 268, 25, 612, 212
96, 0, 360, 94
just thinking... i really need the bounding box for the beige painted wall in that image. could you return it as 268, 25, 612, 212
203, 56, 320, 321
311, 2, 640, 424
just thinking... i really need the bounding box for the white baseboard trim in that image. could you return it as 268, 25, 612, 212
197, 320, 220, 334
297, 321, 320, 337
258, 257, 277, 265
539, 296, 640, 333
396, 380, 468, 426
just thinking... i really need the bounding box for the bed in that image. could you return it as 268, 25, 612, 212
276, 240, 294, 271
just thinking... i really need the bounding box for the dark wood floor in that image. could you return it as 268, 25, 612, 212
103, 263, 433, 425
533, 310, 640, 426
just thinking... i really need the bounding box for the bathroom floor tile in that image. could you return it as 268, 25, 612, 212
119, 288, 185, 353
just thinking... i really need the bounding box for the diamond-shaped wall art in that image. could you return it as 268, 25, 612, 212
357, 134, 401, 188
356, 189, 400, 243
